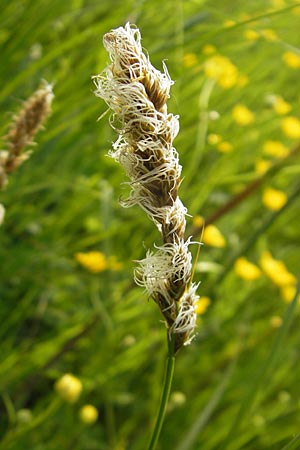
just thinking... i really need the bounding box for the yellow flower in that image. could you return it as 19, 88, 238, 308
79, 405, 99, 424
169, 391, 186, 407
244, 29, 260, 41
183, 53, 198, 68
75, 251, 108, 273
255, 159, 272, 174
283, 51, 300, 68
192, 215, 204, 228
281, 116, 300, 139
263, 141, 289, 158
204, 54, 239, 89
55, 374, 82, 403
260, 251, 296, 287
202, 44, 216, 55
280, 285, 300, 303
232, 104, 255, 125
292, 5, 300, 15
271, 0, 285, 7
207, 133, 222, 145
262, 187, 287, 211
270, 315, 282, 328
194, 296, 211, 315
203, 224, 226, 248
223, 19, 236, 28
234, 257, 262, 280
272, 95, 291, 115
261, 29, 278, 41
217, 141, 233, 153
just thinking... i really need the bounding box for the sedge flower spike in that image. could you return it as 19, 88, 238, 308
93, 23, 198, 352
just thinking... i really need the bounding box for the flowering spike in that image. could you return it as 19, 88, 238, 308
93, 23, 199, 352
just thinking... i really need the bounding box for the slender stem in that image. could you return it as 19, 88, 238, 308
147, 335, 176, 450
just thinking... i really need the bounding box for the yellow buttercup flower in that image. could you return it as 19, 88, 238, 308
255, 159, 272, 174
261, 29, 278, 41
192, 215, 204, 228
79, 405, 99, 424
260, 251, 296, 287
280, 285, 300, 303
217, 141, 233, 153
194, 296, 211, 315
183, 53, 198, 68
234, 257, 262, 280
272, 96, 291, 115
75, 251, 108, 273
207, 133, 222, 145
262, 187, 287, 211
202, 44, 216, 55
223, 19, 236, 28
203, 224, 226, 248
270, 315, 282, 328
55, 374, 82, 404
232, 104, 255, 125
204, 54, 239, 89
281, 116, 300, 139
263, 141, 289, 158
244, 29, 260, 41
283, 51, 300, 68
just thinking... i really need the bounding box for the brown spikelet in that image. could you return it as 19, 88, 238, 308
0, 81, 53, 189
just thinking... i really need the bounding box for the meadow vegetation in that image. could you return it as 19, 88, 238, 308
0, 1, 300, 449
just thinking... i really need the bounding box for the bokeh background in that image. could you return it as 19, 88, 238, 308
1, 0, 300, 449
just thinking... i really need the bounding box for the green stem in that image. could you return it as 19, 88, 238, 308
147, 334, 176, 450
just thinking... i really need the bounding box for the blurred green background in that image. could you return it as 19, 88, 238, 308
1, 0, 300, 449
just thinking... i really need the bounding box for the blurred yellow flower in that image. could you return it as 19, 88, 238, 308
263, 141, 289, 158
262, 187, 287, 211
244, 29, 259, 41
79, 405, 99, 424
232, 104, 255, 125
270, 315, 282, 328
283, 51, 300, 68
192, 215, 204, 228
271, 0, 285, 7
202, 44, 216, 55
224, 19, 236, 28
255, 159, 272, 174
55, 374, 82, 403
217, 141, 233, 153
280, 284, 300, 303
207, 133, 222, 145
260, 251, 296, 287
183, 53, 198, 68
272, 95, 291, 115
261, 29, 278, 41
75, 251, 108, 273
169, 391, 187, 407
234, 257, 262, 280
281, 116, 300, 139
203, 224, 226, 248
194, 296, 211, 315
204, 54, 239, 89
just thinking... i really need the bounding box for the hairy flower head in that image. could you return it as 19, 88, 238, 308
93, 24, 198, 351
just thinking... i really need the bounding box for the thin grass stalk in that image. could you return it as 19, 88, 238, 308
147, 336, 175, 450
